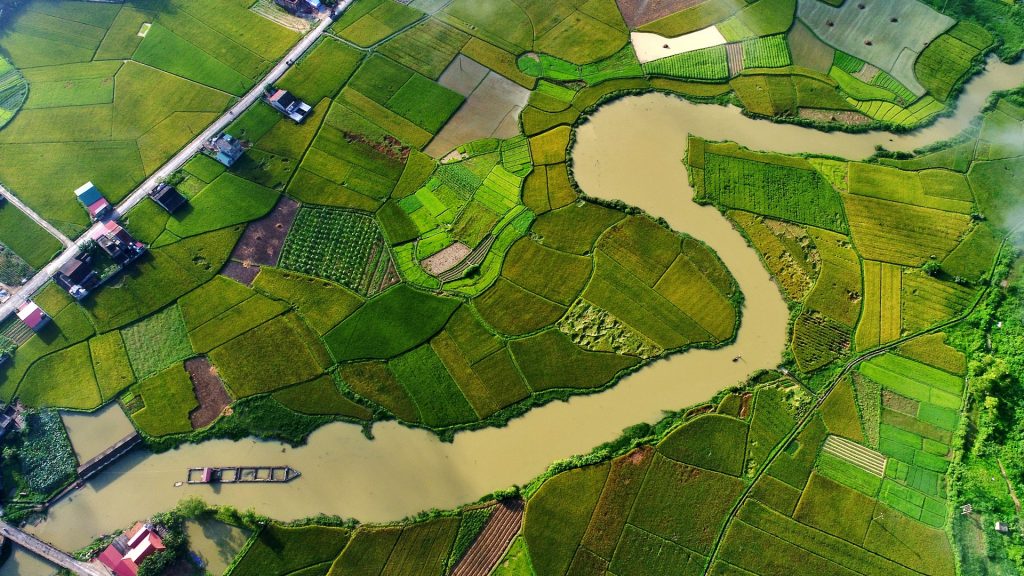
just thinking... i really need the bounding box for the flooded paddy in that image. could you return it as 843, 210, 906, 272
30, 57, 1024, 553
185, 519, 249, 574
61, 403, 135, 464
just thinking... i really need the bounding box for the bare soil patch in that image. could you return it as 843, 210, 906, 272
421, 242, 471, 275
220, 261, 260, 286
426, 72, 530, 158
451, 499, 525, 576
798, 108, 873, 125
726, 43, 744, 77
738, 392, 753, 419
375, 258, 401, 294
615, 0, 707, 29
853, 63, 880, 83
186, 356, 232, 429
230, 196, 299, 267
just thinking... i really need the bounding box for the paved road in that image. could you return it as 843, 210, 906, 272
0, 4, 347, 321
0, 520, 112, 576
0, 183, 72, 248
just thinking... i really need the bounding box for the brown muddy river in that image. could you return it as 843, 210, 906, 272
17, 57, 1024, 564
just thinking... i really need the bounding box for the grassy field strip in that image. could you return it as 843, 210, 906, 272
0, 182, 72, 247
0, 9, 340, 322
822, 435, 886, 476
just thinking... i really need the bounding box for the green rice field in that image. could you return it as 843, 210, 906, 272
0, 1, 1019, 573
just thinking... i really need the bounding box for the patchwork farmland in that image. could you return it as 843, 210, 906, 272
0, 0, 1020, 573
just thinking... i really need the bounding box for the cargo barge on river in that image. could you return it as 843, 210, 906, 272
186, 466, 300, 484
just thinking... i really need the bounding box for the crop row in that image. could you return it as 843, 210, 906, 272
280, 207, 385, 294
642, 45, 730, 81
742, 35, 791, 69
701, 153, 849, 233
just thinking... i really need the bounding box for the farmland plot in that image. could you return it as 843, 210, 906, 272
280, 207, 394, 297
842, 194, 971, 267
797, 0, 954, 95
693, 138, 849, 233
0, 0, 295, 232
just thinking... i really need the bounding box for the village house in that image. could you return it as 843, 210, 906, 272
149, 183, 188, 214
74, 182, 111, 221
91, 221, 146, 266
275, 0, 323, 17
15, 301, 48, 332
52, 255, 98, 300
98, 522, 166, 576
265, 87, 313, 123
205, 133, 245, 167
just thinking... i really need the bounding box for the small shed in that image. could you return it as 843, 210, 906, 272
75, 182, 111, 221
206, 133, 244, 167
59, 257, 94, 285
16, 301, 48, 332
54, 256, 97, 299
150, 183, 187, 214
996, 521, 1010, 534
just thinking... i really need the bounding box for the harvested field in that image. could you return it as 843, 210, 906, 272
185, 356, 231, 429
631, 27, 727, 64
438, 55, 489, 97
616, 0, 706, 29
797, 0, 954, 95
822, 435, 886, 476
426, 70, 530, 158
221, 261, 260, 286
230, 196, 299, 267
451, 499, 525, 576
726, 43, 743, 76
422, 241, 471, 275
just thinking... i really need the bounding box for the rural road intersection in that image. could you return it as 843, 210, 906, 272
0, 2, 350, 322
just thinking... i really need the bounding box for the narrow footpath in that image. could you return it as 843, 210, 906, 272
0, 183, 72, 248
0, 1, 350, 321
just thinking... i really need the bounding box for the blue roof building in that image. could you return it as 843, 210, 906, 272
74, 181, 111, 220
206, 133, 245, 167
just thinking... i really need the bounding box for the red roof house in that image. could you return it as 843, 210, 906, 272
15, 301, 48, 332
75, 182, 112, 221
98, 522, 166, 576
90, 221, 146, 265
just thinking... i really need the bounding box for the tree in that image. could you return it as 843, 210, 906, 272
923, 260, 942, 276
174, 496, 208, 519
